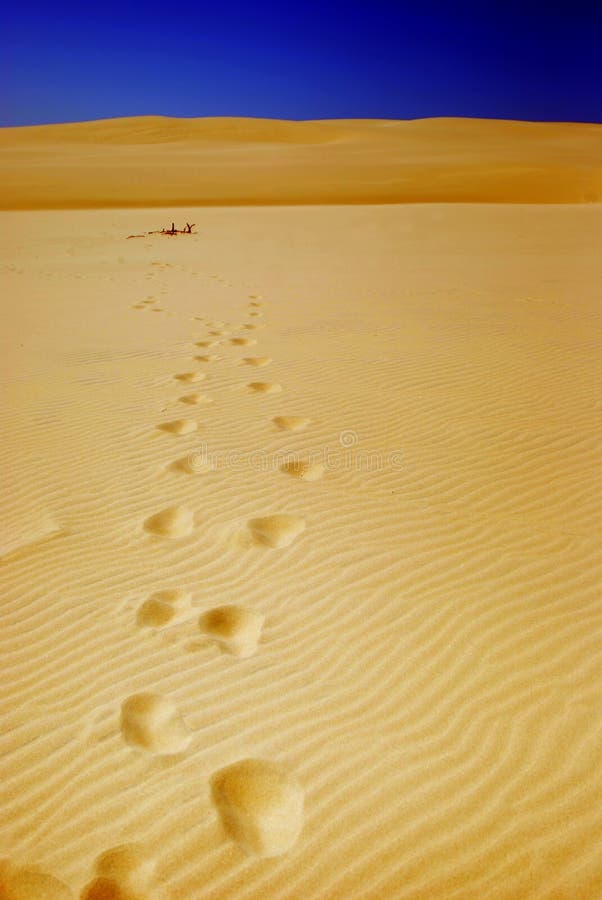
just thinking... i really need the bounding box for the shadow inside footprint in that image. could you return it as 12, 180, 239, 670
210, 758, 304, 857
243, 357, 272, 367
120, 693, 190, 755
143, 506, 194, 537
157, 419, 197, 435
174, 372, 206, 383
199, 605, 264, 658
273, 416, 311, 431
247, 382, 281, 394
248, 515, 305, 548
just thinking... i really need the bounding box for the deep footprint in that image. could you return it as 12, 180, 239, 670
174, 372, 206, 383
242, 357, 272, 367
178, 393, 213, 405
137, 589, 191, 628
230, 337, 256, 346
211, 758, 304, 857
199, 605, 264, 657
273, 416, 311, 431
169, 453, 214, 475
0, 861, 73, 900
120, 693, 191, 754
157, 419, 198, 435
281, 460, 325, 481
247, 382, 282, 394
248, 515, 305, 548
82, 844, 156, 900
143, 506, 194, 538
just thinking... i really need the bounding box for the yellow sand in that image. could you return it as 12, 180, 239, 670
1, 124, 602, 898
0, 115, 601, 208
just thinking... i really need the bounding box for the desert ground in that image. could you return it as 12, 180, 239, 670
1, 119, 601, 899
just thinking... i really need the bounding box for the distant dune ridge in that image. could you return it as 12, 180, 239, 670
0, 115, 601, 208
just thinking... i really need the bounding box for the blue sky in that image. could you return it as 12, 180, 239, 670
1, 0, 601, 126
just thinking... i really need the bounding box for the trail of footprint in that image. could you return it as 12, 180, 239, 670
157, 419, 198, 435
120, 693, 190, 754
199, 606, 264, 658
242, 357, 272, 367
143, 506, 194, 538
248, 515, 305, 548
211, 758, 304, 857
0, 860, 73, 899
81, 844, 156, 900
137, 589, 192, 628
273, 416, 311, 431
247, 382, 282, 394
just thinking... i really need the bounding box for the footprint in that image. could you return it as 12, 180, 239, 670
151, 308, 164, 312
170, 454, 214, 475
248, 294, 262, 300
209, 329, 229, 336
174, 372, 206, 383
230, 338, 256, 347
143, 506, 194, 538
242, 357, 271, 367
120, 693, 191, 754
195, 340, 221, 348
242, 324, 259, 330
247, 382, 281, 394
82, 844, 156, 900
248, 515, 305, 548
281, 460, 324, 482
178, 393, 213, 405
131, 303, 146, 309
0, 861, 73, 899
199, 606, 264, 658
194, 355, 221, 363
157, 419, 197, 435
137, 597, 176, 628
273, 416, 311, 431
249, 301, 265, 308
248, 312, 262, 317
136, 589, 191, 627
211, 758, 304, 857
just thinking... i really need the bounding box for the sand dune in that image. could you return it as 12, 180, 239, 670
0, 115, 601, 208
1, 202, 601, 897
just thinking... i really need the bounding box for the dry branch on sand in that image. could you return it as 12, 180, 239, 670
127, 222, 196, 239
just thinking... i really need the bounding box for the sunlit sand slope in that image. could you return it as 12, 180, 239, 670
0, 116, 601, 208
1, 204, 601, 898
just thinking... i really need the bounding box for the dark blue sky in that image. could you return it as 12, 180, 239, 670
2, 0, 601, 126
